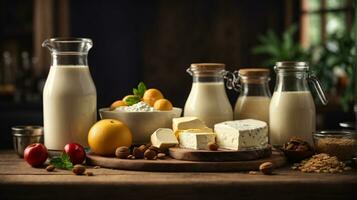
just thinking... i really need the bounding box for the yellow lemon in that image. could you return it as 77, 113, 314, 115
109, 100, 126, 110
143, 88, 164, 106
88, 119, 132, 156
154, 99, 173, 111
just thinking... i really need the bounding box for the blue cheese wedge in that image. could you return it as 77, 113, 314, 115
151, 128, 178, 149
179, 129, 216, 150
214, 119, 268, 150
173, 117, 207, 133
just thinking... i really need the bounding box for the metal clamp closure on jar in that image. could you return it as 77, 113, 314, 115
186, 63, 240, 91
274, 61, 328, 105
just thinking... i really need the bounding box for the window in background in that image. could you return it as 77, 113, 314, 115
300, 0, 353, 48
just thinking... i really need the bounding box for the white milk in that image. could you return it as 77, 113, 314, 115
269, 91, 315, 146
184, 82, 233, 128
234, 96, 270, 123
43, 65, 96, 150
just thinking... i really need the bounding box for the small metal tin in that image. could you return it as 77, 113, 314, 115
12, 126, 44, 157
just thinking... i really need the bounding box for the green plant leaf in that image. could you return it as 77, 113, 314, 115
131, 82, 147, 98
50, 153, 73, 170
124, 95, 141, 106
133, 88, 139, 96
138, 82, 146, 93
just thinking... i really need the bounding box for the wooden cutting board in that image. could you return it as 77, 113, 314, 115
169, 147, 271, 161
86, 150, 286, 172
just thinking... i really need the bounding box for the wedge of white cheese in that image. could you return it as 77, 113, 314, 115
179, 129, 216, 150
173, 117, 207, 133
214, 119, 268, 150
151, 128, 179, 149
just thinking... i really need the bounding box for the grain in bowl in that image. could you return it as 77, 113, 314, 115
313, 130, 357, 161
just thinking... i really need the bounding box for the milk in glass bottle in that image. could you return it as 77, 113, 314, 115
42, 38, 97, 151
269, 61, 327, 146
184, 63, 234, 128
234, 68, 271, 124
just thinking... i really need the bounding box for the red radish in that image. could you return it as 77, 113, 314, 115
64, 143, 86, 164
24, 143, 48, 167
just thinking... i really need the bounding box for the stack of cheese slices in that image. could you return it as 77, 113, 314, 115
151, 117, 268, 151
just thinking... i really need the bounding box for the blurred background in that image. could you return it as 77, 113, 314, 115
0, 0, 356, 149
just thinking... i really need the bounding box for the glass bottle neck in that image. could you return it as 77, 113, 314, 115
193, 75, 224, 83
190, 69, 225, 83
240, 78, 271, 97
274, 71, 310, 92
51, 53, 88, 66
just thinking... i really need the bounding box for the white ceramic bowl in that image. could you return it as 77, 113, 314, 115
99, 107, 182, 144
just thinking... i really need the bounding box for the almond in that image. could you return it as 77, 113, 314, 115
72, 164, 86, 175
259, 162, 274, 175
115, 146, 130, 159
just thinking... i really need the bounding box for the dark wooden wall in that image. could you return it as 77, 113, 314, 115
70, 0, 287, 108
141, 0, 285, 107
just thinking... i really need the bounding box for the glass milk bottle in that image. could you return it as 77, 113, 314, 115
269, 61, 327, 147
42, 38, 97, 151
184, 63, 234, 128
234, 68, 271, 124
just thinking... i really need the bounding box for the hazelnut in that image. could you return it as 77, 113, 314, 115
145, 143, 152, 148
208, 142, 218, 151
138, 145, 148, 152
86, 171, 94, 176
259, 162, 274, 175
115, 146, 130, 159
132, 147, 144, 159
72, 164, 86, 175
45, 165, 55, 172
157, 153, 166, 159
148, 146, 160, 153
144, 149, 157, 160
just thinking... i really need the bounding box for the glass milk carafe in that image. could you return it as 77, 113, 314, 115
42, 38, 97, 151
234, 68, 271, 124
184, 63, 234, 128
269, 61, 327, 147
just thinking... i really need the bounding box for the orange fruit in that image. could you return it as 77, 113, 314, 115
154, 99, 173, 111
143, 89, 164, 106
109, 100, 126, 110
88, 119, 132, 156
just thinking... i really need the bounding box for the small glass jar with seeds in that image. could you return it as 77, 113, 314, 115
313, 130, 357, 161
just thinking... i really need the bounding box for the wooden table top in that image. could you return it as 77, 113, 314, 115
1, 150, 356, 200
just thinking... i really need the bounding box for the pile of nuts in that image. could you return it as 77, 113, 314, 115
284, 138, 311, 151
315, 137, 357, 161
283, 137, 314, 161
115, 144, 167, 160
291, 153, 352, 173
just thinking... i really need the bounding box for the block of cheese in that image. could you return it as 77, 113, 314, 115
214, 119, 268, 150
173, 117, 207, 133
179, 129, 216, 150
151, 128, 179, 149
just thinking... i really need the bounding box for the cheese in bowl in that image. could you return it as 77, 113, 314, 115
101, 82, 182, 144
